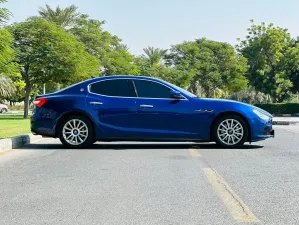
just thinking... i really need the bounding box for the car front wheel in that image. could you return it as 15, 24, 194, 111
59, 116, 94, 148
213, 115, 248, 148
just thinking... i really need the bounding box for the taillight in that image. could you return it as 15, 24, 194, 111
33, 98, 48, 107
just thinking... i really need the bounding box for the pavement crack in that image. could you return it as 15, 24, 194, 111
211, 167, 250, 217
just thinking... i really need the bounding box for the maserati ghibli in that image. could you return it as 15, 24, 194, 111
31, 76, 274, 148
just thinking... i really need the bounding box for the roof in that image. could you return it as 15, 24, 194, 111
89, 75, 164, 83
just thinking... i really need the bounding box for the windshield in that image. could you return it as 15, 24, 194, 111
175, 85, 197, 98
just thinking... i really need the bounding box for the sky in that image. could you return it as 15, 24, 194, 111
3, 0, 299, 55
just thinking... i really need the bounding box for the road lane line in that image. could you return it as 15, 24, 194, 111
203, 168, 259, 223
188, 148, 201, 157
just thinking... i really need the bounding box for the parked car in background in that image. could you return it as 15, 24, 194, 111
31, 76, 274, 148
0, 103, 8, 113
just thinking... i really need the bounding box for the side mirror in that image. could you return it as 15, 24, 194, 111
169, 90, 184, 99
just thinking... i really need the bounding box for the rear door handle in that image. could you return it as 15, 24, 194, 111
140, 104, 153, 108
89, 101, 103, 105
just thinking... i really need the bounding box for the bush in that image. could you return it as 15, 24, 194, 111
255, 103, 299, 114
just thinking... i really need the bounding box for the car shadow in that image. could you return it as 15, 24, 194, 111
23, 142, 264, 150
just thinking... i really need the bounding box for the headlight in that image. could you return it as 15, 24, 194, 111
253, 109, 269, 120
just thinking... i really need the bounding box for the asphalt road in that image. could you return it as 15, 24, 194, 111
1, 125, 299, 225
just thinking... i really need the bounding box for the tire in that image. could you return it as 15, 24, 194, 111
2, 108, 7, 113
0, 108, 2, 113
59, 116, 94, 148
212, 115, 248, 148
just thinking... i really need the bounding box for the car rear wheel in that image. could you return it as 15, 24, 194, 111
59, 116, 94, 148
213, 115, 248, 148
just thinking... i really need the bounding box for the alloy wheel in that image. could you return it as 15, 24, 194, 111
217, 119, 244, 145
62, 119, 89, 146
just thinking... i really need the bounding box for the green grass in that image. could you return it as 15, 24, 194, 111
0, 115, 30, 138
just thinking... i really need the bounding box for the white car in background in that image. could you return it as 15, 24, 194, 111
0, 103, 8, 113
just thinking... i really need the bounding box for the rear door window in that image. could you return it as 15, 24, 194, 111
89, 79, 136, 97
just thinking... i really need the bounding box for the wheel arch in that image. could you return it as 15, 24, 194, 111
210, 111, 251, 141
54, 110, 96, 139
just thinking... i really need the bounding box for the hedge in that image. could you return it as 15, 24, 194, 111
255, 103, 299, 114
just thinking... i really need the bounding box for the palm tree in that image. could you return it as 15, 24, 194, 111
0, 75, 15, 97
38, 4, 80, 28
39, 4, 80, 91
143, 47, 167, 67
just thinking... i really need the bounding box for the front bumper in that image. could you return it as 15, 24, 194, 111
250, 116, 274, 141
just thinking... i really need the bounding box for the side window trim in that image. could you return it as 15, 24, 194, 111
129, 79, 138, 97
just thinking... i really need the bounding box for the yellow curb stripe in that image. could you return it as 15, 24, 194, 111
188, 148, 201, 157
203, 168, 259, 223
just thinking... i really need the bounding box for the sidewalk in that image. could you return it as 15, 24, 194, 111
273, 117, 299, 125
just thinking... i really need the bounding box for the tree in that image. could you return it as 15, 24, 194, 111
0, 75, 15, 97
39, 4, 80, 90
0, 1, 16, 97
230, 87, 271, 104
38, 4, 79, 28
166, 38, 248, 97
0, 0, 12, 25
8, 18, 99, 118
70, 15, 139, 76
0, 28, 15, 72
143, 46, 167, 67
102, 45, 140, 75
0, 26, 17, 98
281, 39, 299, 96
237, 21, 296, 102
3, 72, 26, 104
135, 56, 191, 87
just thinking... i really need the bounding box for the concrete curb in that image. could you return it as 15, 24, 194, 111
0, 134, 43, 154
273, 114, 299, 117
273, 121, 299, 125
0, 113, 32, 116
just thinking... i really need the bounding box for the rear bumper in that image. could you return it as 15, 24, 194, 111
31, 119, 55, 137
31, 108, 56, 138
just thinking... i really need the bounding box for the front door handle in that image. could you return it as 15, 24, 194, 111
89, 101, 103, 105
140, 104, 153, 108
195, 109, 213, 113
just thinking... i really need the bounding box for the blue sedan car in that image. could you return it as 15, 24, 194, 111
31, 75, 274, 148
